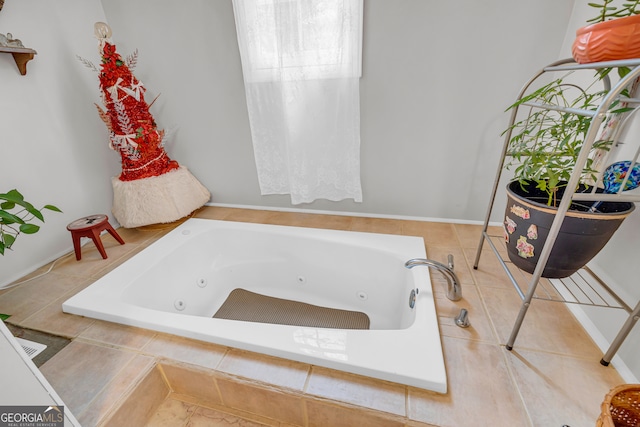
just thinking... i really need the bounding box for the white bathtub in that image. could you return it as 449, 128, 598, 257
62, 218, 447, 392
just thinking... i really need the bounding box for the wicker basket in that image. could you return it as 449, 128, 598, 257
596, 384, 640, 427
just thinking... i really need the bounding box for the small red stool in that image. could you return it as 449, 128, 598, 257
67, 214, 125, 260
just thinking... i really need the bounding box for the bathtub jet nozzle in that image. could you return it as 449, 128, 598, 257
404, 256, 462, 301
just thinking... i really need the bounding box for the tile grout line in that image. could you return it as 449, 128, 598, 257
497, 345, 536, 427
79, 348, 155, 426
454, 223, 568, 425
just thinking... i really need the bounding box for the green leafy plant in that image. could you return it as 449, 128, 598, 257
503, 70, 633, 206
587, 0, 640, 23
0, 189, 62, 255
506, 1, 640, 206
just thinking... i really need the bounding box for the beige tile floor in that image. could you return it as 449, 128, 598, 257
0, 206, 627, 426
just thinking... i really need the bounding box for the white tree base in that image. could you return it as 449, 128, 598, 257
112, 166, 210, 228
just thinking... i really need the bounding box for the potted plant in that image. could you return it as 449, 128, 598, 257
0, 189, 61, 255
573, 0, 640, 63
502, 63, 637, 278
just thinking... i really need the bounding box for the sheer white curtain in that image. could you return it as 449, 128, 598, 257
232, 0, 363, 204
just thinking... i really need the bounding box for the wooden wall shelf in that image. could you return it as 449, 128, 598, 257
0, 46, 37, 75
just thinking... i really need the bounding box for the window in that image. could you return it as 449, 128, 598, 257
236, 0, 362, 81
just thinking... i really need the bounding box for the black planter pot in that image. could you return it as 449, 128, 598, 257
504, 180, 635, 279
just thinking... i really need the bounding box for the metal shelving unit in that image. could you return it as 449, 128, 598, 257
474, 58, 640, 366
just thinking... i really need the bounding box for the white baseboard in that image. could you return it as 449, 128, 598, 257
205, 202, 502, 226
566, 304, 639, 383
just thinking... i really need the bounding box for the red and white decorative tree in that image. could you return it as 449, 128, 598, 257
81, 22, 209, 227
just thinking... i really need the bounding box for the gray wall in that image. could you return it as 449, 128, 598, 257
0, 0, 575, 286
99, 0, 574, 219
0, 0, 114, 284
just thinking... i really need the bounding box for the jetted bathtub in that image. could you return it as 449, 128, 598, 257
62, 218, 447, 392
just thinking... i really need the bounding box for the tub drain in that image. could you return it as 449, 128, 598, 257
409, 289, 416, 309
174, 299, 186, 311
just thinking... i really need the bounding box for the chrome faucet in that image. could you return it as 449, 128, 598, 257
405, 255, 462, 301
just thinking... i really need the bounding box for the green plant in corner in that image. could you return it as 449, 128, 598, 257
508, 1, 640, 207
587, 0, 640, 23
503, 68, 634, 206
495, 2, 640, 279
0, 189, 62, 255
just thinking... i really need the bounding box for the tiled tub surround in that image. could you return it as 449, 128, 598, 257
0, 207, 626, 426
62, 218, 447, 393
